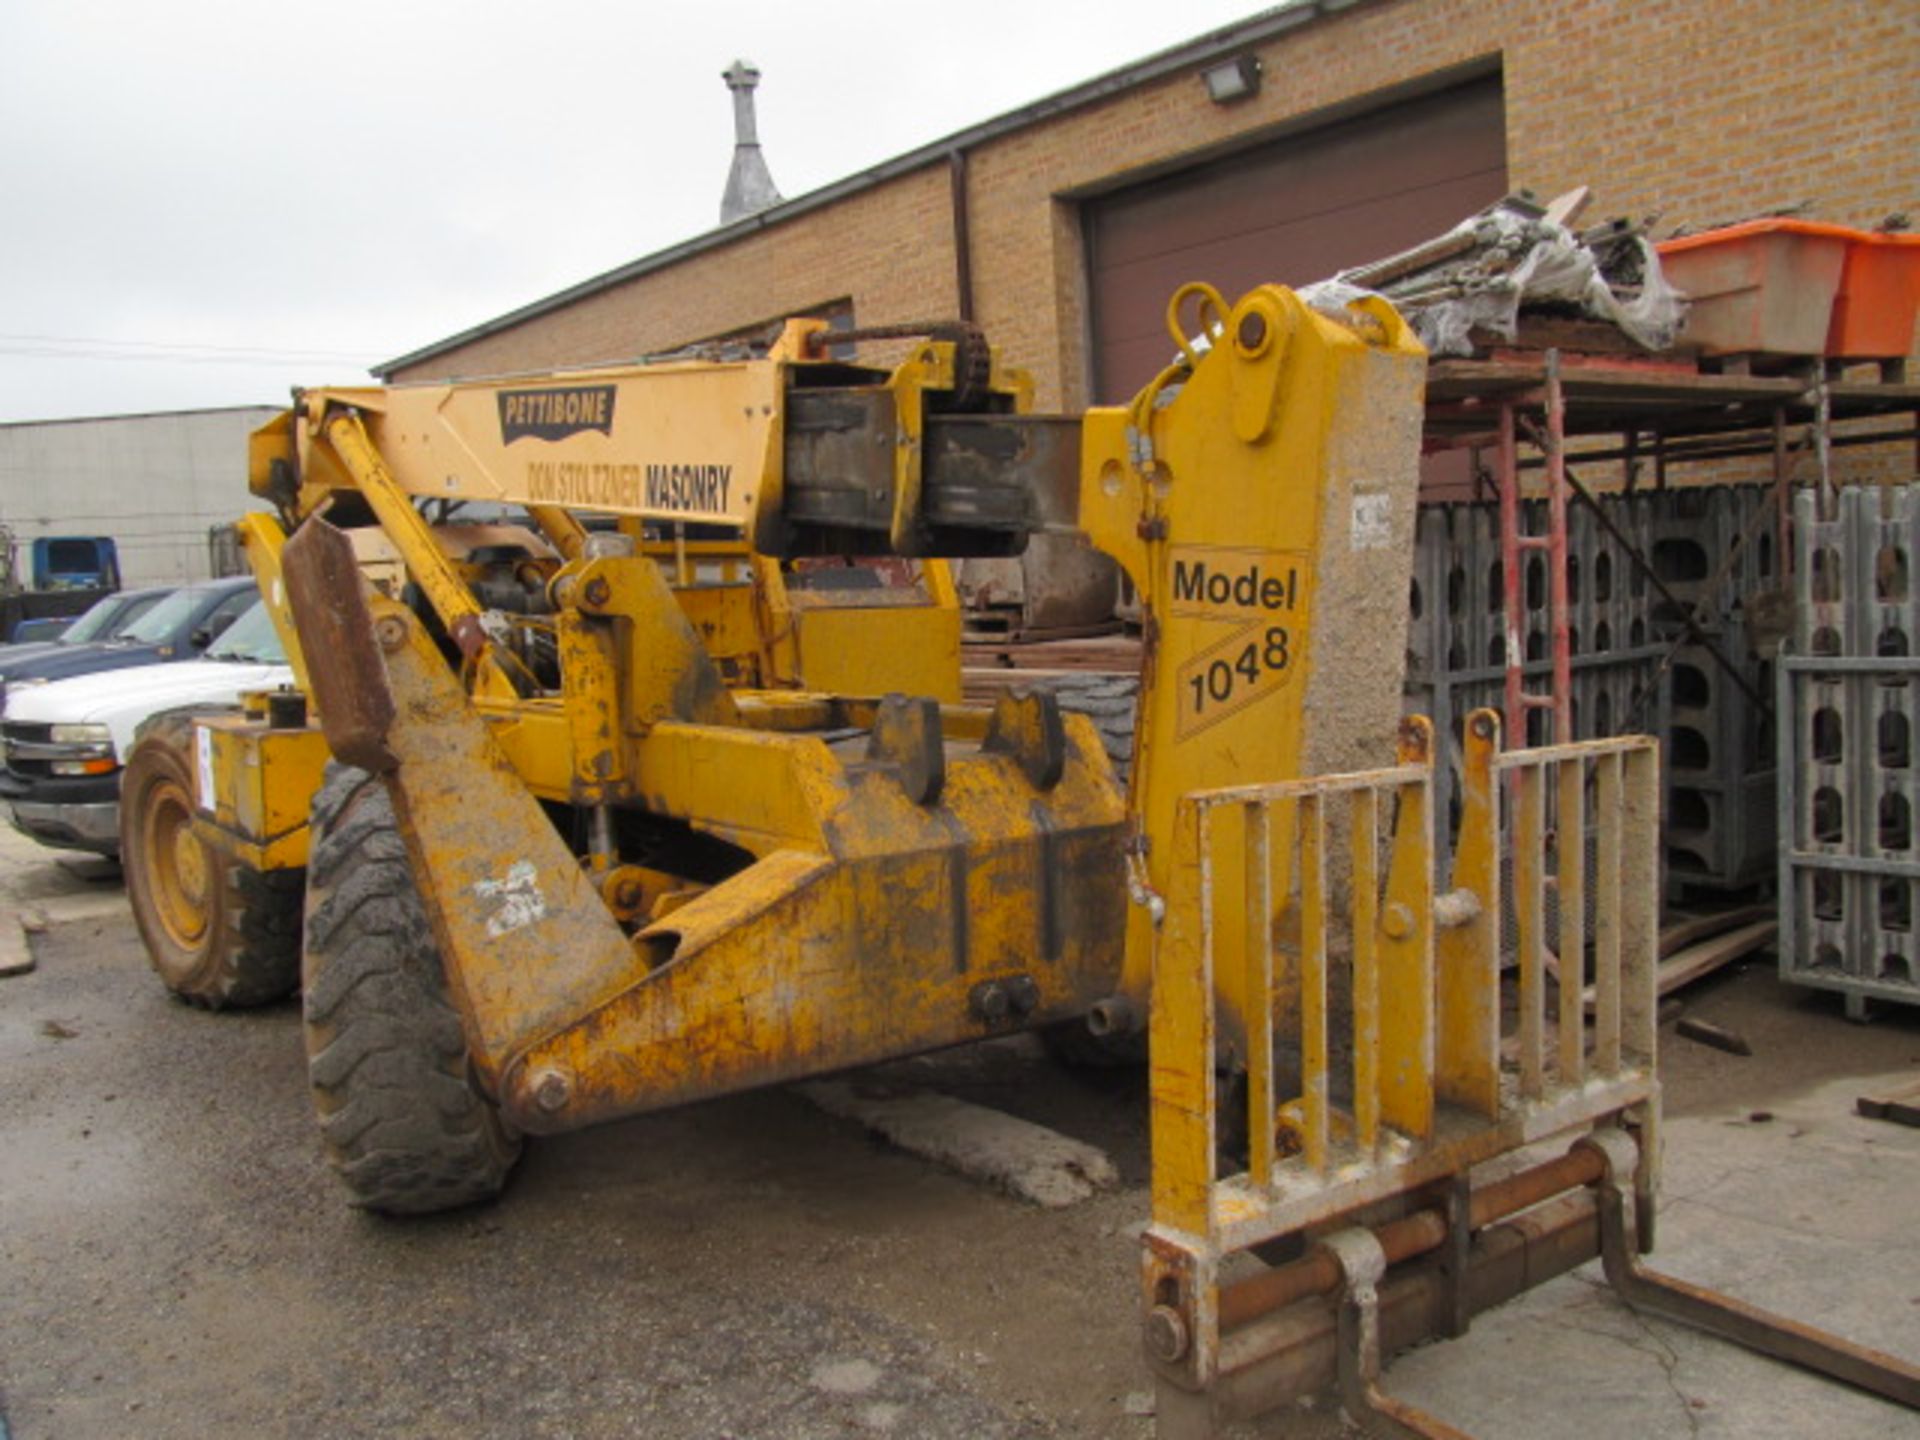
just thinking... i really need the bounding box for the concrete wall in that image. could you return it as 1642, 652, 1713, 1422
0, 407, 279, 588
388, 0, 1920, 406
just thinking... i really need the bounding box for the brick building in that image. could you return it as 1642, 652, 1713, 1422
378, 0, 1918, 405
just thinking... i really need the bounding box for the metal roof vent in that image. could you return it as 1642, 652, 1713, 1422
720, 59, 783, 226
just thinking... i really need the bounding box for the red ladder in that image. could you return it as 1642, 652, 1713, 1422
1499, 349, 1572, 746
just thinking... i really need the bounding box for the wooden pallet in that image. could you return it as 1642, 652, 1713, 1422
1856, 1079, 1920, 1128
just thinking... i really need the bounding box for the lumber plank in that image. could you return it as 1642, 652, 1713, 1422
1856, 1078, 1920, 1126
1583, 918, 1777, 1011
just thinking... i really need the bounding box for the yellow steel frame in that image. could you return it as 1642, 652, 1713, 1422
231, 285, 1433, 1117
1076, 283, 1427, 1031
276, 544, 1128, 1127
1143, 712, 1662, 1411
189, 712, 332, 870
196, 289, 1920, 1433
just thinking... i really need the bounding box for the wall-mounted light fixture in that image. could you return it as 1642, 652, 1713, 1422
1200, 54, 1262, 105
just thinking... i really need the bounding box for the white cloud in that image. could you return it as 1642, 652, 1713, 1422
0, 0, 1273, 419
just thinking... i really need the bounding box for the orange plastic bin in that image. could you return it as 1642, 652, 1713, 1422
1827, 230, 1920, 358
1659, 220, 1920, 360
1657, 220, 1849, 356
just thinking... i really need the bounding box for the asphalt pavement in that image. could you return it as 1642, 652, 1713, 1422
2, 824, 1917, 1439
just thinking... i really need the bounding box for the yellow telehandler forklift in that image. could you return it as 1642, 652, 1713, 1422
119, 285, 1915, 1435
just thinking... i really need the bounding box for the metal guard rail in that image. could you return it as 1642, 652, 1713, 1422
1143, 711, 1662, 1398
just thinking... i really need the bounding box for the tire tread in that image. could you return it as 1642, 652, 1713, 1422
122, 708, 302, 1009
301, 763, 519, 1215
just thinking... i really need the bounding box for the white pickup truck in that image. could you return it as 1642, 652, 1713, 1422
0, 600, 293, 855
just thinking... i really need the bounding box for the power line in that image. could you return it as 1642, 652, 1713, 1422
0, 332, 380, 365
0, 331, 378, 358
0, 347, 373, 369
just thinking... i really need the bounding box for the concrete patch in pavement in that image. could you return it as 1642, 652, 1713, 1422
802, 1079, 1119, 1207
24, 892, 131, 927
0, 823, 130, 975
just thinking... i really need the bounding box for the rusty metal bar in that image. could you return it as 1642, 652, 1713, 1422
320, 408, 492, 661
672, 522, 693, 585
525, 503, 589, 561
1155, 733, 1666, 1434
1205, 1190, 1606, 1425
1427, 420, 1919, 467
1188, 762, 1427, 809
1301, 793, 1329, 1176
948, 148, 975, 323
1593, 751, 1624, 1076
1149, 798, 1219, 1238
1815, 366, 1834, 517
1515, 764, 1547, 1098
1544, 351, 1573, 744
1582, 1131, 1920, 1409
1621, 748, 1660, 1064
1218, 1144, 1608, 1330
1774, 407, 1793, 579
1603, 1200, 1920, 1408
1380, 726, 1437, 1140
1351, 788, 1381, 1157
1489, 734, 1656, 766
1245, 799, 1275, 1189
1326, 1226, 1479, 1440
1498, 402, 1524, 746
1557, 757, 1586, 1086
1435, 710, 1500, 1118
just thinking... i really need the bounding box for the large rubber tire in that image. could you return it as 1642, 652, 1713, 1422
121, 709, 303, 1009
1038, 674, 1139, 775
301, 764, 521, 1214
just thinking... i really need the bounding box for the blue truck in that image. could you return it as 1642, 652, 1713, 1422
1, 534, 123, 641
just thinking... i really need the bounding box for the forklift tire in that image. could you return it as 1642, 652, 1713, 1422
1037, 674, 1139, 775
301, 764, 521, 1215
122, 709, 304, 1009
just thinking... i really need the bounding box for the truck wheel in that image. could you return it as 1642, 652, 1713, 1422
122, 709, 303, 1009
302, 764, 521, 1214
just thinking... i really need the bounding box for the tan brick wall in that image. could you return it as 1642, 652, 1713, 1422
395, 167, 959, 380
394, 0, 1920, 407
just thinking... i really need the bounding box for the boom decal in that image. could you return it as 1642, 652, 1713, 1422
498, 386, 618, 443
521, 461, 733, 514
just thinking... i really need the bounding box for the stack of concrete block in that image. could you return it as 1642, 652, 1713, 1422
1781, 486, 1920, 1018
1405, 495, 1668, 879
1648, 487, 1782, 892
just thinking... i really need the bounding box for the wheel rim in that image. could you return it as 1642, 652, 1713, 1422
144, 776, 211, 950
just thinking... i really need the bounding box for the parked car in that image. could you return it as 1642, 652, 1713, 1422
0, 585, 173, 661
0, 599, 293, 855
0, 577, 257, 712
6, 616, 75, 645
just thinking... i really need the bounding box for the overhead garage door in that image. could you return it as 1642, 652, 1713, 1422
1087, 77, 1507, 402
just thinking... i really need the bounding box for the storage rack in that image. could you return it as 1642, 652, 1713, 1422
1421, 353, 1920, 893
1781, 485, 1920, 1017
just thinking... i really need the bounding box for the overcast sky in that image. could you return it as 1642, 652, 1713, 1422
0, 0, 1276, 423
